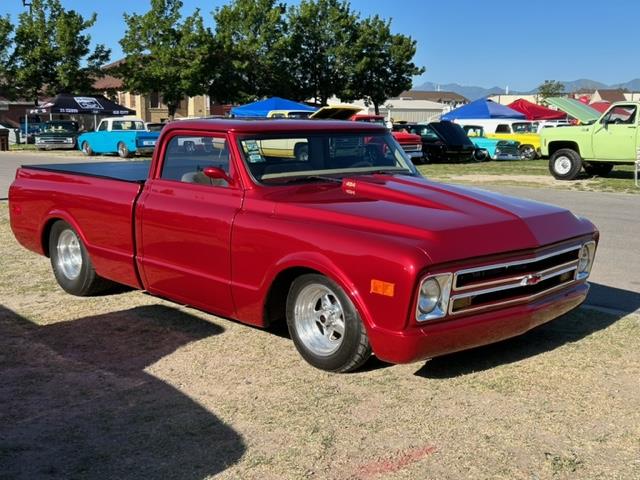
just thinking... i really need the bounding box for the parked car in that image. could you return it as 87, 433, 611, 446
9, 118, 598, 373
267, 110, 314, 119
541, 101, 640, 179
352, 114, 423, 162
394, 122, 477, 163
77, 117, 160, 158
462, 125, 521, 161
453, 118, 541, 159
34, 120, 79, 150
145, 122, 167, 132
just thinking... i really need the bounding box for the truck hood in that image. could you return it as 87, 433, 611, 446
392, 131, 421, 144
545, 97, 600, 124
270, 174, 594, 265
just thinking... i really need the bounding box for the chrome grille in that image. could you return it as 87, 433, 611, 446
448, 244, 582, 315
402, 144, 422, 153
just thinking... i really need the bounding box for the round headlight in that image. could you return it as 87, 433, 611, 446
419, 279, 441, 313
578, 245, 590, 272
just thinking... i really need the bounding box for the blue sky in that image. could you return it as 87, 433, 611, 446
1, 0, 638, 90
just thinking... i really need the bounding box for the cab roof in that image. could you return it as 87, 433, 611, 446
162, 118, 388, 135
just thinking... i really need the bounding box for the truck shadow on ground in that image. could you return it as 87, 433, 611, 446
414, 283, 639, 379
0, 304, 245, 479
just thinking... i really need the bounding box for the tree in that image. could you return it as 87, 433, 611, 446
286, 0, 359, 105
119, 0, 213, 119
0, 15, 14, 98
212, 0, 292, 103
342, 15, 424, 114
11, 0, 111, 104
538, 80, 565, 100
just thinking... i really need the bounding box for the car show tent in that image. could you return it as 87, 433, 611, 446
507, 99, 566, 120
230, 97, 316, 117
441, 98, 525, 120
31, 94, 135, 116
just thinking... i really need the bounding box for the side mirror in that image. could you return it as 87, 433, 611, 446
203, 166, 233, 185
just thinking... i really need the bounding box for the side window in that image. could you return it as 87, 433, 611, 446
98, 122, 108, 132
495, 124, 511, 133
602, 106, 637, 125
161, 136, 231, 187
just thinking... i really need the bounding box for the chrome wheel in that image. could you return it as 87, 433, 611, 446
294, 283, 345, 356
554, 156, 572, 175
56, 229, 82, 280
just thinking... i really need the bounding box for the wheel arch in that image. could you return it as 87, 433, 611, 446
548, 141, 580, 157
261, 254, 371, 331
40, 212, 88, 258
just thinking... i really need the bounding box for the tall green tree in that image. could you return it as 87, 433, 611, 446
0, 15, 14, 98
119, 0, 213, 119
287, 0, 359, 105
11, 0, 110, 104
212, 0, 292, 103
538, 80, 565, 100
342, 15, 424, 114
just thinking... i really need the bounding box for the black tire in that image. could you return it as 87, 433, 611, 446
286, 274, 371, 372
474, 149, 489, 162
519, 144, 536, 160
49, 221, 112, 296
81, 141, 93, 156
294, 143, 309, 162
117, 142, 130, 158
549, 148, 582, 180
584, 163, 613, 177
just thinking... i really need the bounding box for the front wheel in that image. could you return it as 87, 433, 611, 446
117, 142, 130, 158
549, 149, 582, 180
286, 274, 371, 372
519, 144, 537, 160
49, 221, 112, 296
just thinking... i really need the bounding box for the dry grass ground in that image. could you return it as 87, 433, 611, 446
418, 160, 639, 195
0, 200, 639, 480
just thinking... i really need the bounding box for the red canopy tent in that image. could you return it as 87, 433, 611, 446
589, 101, 611, 113
507, 99, 567, 120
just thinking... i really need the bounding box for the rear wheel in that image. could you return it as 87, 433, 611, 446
117, 142, 130, 158
474, 149, 489, 161
81, 141, 93, 156
584, 163, 613, 177
549, 148, 582, 180
49, 221, 112, 296
286, 274, 371, 372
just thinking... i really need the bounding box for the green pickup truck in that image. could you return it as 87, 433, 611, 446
541, 98, 639, 180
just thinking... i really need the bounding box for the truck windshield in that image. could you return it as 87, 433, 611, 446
238, 132, 417, 184
512, 122, 536, 133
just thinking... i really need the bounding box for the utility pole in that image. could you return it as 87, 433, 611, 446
22, 1, 32, 15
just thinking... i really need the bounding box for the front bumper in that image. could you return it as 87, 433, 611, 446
405, 151, 424, 159
367, 282, 589, 364
494, 153, 521, 161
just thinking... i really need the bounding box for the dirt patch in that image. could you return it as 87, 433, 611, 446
1, 201, 639, 479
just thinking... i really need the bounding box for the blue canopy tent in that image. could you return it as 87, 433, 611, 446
230, 97, 317, 117
441, 98, 526, 120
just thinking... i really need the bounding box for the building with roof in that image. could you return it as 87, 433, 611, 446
393, 90, 468, 108
590, 89, 627, 103
92, 60, 212, 122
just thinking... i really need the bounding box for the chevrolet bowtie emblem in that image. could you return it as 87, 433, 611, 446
522, 274, 542, 286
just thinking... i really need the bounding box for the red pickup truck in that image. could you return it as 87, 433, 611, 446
9, 119, 598, 372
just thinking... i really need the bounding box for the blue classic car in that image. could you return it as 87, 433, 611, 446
77, 117, 160, 158
462, 125, 521, 161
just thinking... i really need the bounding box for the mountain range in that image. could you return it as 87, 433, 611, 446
415, 79, 640, 100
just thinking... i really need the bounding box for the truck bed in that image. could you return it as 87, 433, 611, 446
10, 161, 148, 289
24, 160, 151, 183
